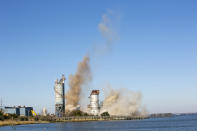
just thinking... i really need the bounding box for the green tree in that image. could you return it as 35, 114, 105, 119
69, 110, 83, 116
0, 110, 3, 116
101, 112, 110, 117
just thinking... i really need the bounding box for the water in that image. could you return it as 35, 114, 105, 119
1, 114, 197, 131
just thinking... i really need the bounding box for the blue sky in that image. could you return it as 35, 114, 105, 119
0, 0, 197, 113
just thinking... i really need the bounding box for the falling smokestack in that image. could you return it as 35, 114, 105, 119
54, 74, 65, 117
88, 90, 100, 115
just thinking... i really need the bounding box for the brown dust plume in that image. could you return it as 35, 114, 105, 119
65, 56, 91, 111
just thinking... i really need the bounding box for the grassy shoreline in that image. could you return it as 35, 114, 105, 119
0, 119, 112, 127
0, 120, 50, 127
0, 119, 137, 127
0, 115, 149, 127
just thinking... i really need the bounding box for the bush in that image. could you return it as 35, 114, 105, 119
20, 116, 28, 121
69, 110, 83, 116
101, 112, 110, 117
3, 114, 11, 119
0, 111, 19, 120
67, 110, 90, 116
0, 116, 4, 121
0, 110, 3, 116
83, 113, 89, 116
34, 116, 39, 121
9, 114, 18, 119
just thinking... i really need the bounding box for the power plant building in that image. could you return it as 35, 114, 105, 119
88, 90, 100, 115
3, 106, 33, 117
54, 75, 65, 117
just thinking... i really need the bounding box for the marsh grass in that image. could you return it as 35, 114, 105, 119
0, 120, 49, 127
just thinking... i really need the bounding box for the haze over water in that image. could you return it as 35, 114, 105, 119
1, 114, 197, 131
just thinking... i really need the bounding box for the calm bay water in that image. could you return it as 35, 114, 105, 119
1, 114, 197, 131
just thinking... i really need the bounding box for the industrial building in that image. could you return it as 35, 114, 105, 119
88, 90, 100, 115
3, 106, 33, 117
54, 74, 65, 117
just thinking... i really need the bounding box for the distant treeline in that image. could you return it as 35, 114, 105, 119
64, 110, 110, 117
0, 109, 147, 122
0, 110, 29, 121
149, 113, 174, 118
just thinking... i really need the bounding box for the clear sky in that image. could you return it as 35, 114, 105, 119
0, 0, 197, 114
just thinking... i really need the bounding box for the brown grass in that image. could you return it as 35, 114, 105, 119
0, 120, 49, 127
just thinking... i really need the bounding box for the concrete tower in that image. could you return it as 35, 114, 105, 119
54, 75, 65, 117
88, 90, 100, 115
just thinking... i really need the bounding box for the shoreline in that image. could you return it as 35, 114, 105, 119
0, 120, 50, 127
0, 118, 143, 127
0, 116, 149, 127
0, 114, 176, 127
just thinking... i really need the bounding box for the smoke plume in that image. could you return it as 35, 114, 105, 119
65, 13, 115, 112
101, 86, 147, 116
65, 56, 91, 111
65, 11, 147, 116
99, 14, 114, 44
93, 12, 118, 56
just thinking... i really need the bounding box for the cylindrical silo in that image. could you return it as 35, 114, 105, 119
54, 75, 65, 117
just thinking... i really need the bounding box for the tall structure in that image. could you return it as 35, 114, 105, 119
42, 107, 47, 116
54, 74, 65, 117
88, 90, 100, 115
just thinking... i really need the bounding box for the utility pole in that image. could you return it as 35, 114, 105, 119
0, 97, 2, 107
0, 97, 2, 112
